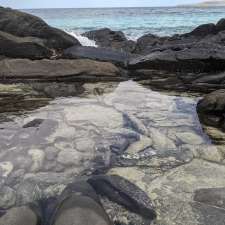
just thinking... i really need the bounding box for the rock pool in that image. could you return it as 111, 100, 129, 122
0, 81, 224, 224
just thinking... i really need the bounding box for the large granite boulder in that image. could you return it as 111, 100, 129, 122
83, 28, 136, 53
63, 46, 133, 67
197, 89, 225, 129
0, 58, 125, 82
0, 7, 80, 50
0, 31, 52, 59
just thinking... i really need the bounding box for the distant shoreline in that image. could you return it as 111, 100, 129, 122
21, 5, 225, 10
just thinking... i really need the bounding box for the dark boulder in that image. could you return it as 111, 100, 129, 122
83, 28, 127, 45
216, 18, 225, 32
135, 33, 201, 55
0, 31, 52, 59
63, 46, 132, 67
83, 28, 136, 53
88, 175, 156, 220
0, 7, 80, 49
187, 23, 217, 37
197, 89, 225, 128
129, 42, 225, 73
135, 33, 168, 54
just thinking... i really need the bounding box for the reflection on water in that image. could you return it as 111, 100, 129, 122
0, 81, 217, 209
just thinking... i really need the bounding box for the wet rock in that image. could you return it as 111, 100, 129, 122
0, 58, 124, 82
23, 172, 73, 188
16, 181, 43, 205
28, 149, 45, 172
0, 206, 38, 225
191, 201, 225, 225
194, 188, 225, 209
197, 89, 225, 129
0, 186, 16, 209
0, 6, 80, 49
23, 119, 44, 128
57, 149, 85, 166
30, 82, 84, 98
88, 175, 156, 220
109, 159, 225, 225
45, 147, 59, 161
83, 28, 136, 53
64, 104, 124, 129
63, 46, 131, 67
44, 184, 66, 199
75, 138, 95, 153
176, 132, 204, 145
149, 128, 176, 151
0, 162, 13, 178
181, 144, 223, 163
0, 30, 52, 59
126, 135, 152, 155
124, 113, 148, 135
100, 197, 149, 225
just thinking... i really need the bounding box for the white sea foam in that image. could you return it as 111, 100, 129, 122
67, 31, 97, 47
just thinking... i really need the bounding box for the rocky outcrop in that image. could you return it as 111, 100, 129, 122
134, 18, 225, 56
0, 58, 125, 82
197, 89, 225, 129
0, 31, 52, 59
83, 28, 136, 53
63, 46, 133, 67
129, 41, 225, 73
0, 6, 80, 50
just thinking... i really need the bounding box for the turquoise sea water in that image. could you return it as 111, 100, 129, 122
24, 7, 225, 40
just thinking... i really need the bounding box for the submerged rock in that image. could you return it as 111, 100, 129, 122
109, 159, 225, 225
194, 188, 225, 209
0, 6, 80, 50
88, 175, 156, 220
0, 186, 16, 209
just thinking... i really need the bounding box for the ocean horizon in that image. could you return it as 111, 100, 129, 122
23, 6, 225, 45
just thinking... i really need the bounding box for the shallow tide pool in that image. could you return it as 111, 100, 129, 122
0, 81, 218, 209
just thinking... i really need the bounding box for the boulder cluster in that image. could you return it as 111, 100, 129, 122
1, 6, 225, 90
